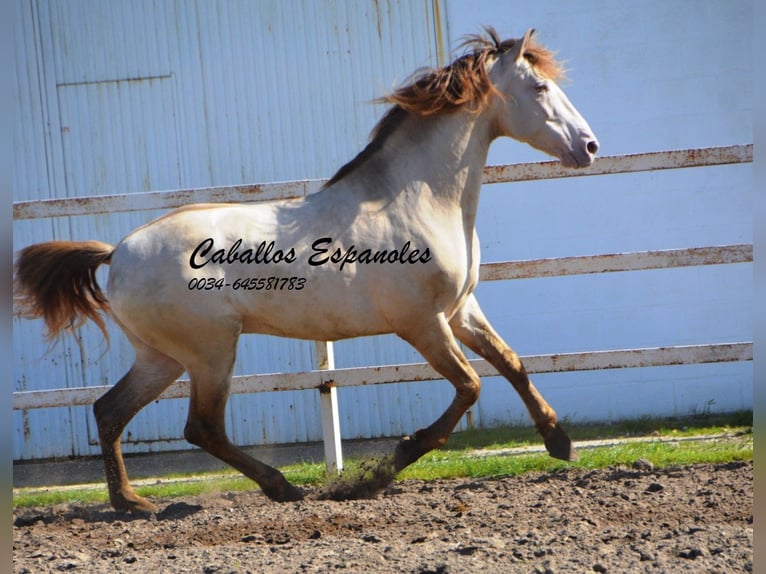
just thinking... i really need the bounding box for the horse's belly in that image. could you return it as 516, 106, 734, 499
239, 296, 389, 340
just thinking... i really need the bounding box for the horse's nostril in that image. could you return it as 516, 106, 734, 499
586, 140, 599, 155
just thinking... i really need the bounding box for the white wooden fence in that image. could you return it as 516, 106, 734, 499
13, 144, 753, 472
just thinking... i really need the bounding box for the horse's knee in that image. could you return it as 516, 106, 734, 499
459, 378, 481, 406
184, 416, 224, 449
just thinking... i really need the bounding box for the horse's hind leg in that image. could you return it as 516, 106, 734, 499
182, 342, 304, 503
93, 339, 184, 513
449, 294, 577, 461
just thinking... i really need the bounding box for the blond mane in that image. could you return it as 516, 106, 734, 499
383, 26, 563, 116
325, 26, 563, 188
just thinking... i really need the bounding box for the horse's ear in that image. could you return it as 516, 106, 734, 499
513, 28, 536, 63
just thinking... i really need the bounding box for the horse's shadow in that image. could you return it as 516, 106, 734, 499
13, 500, 203, 527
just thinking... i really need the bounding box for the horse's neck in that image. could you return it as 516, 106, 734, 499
389, 112, 492, 222
331, 110, 493, 229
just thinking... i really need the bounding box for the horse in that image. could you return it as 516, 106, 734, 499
14, 27, 598, 513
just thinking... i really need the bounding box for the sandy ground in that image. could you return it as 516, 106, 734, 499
13, 460, 751, 573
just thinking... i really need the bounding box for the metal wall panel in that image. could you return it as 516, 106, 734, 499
14, 0, 752, 462
14, 0, 444, 459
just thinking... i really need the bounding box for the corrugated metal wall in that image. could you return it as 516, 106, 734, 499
13, 0, 447, 459
14, 0, 752, 461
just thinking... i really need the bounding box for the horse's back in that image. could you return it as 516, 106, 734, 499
104, 201, 389, 342
105, 192, 475, 346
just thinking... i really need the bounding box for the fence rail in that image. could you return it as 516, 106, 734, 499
12, 144, 752, 220
13, 342, 752, 411
479, 244, 752, 281
13, 144, 753, 472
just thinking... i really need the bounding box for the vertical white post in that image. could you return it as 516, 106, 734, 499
315, 340, 343, 473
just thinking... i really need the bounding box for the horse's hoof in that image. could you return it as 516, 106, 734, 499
394, 433, 428, 472
280, 485, 305, 502
543, 422, 579, 462
262, 482, 305, 503
112, 494, 158, 514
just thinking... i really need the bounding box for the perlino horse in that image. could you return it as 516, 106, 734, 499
15, 27, 598, 512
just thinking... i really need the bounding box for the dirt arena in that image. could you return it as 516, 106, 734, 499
14, 461, 751, 573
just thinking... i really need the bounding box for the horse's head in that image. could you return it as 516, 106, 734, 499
489, 29, 598, 168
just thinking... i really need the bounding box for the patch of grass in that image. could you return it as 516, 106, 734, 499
13, 462, 333, 508
442, 410, 752, 451
400, 432, 752, 482
13, 489, 108, 508
13, 411, 752, 509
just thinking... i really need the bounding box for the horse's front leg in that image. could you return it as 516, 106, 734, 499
393, 313, 482, 471
449, 294, 578, 461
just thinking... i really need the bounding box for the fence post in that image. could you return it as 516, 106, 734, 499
315, 340, 343, 473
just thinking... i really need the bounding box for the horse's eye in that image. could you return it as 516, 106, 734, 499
535, 83, 549, 94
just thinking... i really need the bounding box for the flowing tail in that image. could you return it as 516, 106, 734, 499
14, 240, 115, 341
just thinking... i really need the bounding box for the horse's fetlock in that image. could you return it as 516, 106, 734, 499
412, 428, 427, 441
458, 379, 481, 405
536, 420, 557, 438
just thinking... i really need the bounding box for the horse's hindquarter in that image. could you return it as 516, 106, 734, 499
107, 195, 475, 345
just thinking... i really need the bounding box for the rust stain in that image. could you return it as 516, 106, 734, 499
318, 380, 336, 393
432, 0, 446, 66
